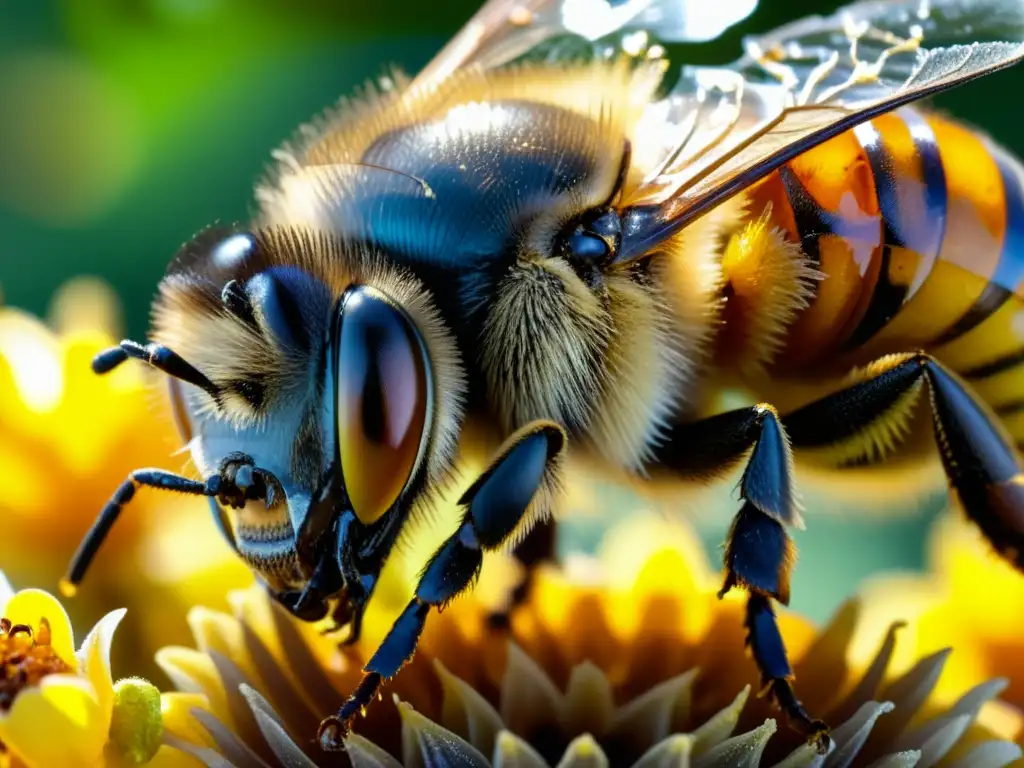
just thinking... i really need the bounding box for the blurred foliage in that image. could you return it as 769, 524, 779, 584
2, 0, 1023, 677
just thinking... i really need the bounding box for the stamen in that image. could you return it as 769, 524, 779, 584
0, 617, 73, 711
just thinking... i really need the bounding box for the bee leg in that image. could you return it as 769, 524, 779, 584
65, 458, 277, 595
316, 421, 566, 750
269, 533, 348, 624
266, 586, 331, 623
782, 353, 1024, 569
330, 507, 407, 646
653, 404, 828, 752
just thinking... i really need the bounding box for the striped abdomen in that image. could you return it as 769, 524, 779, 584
751, 107, 1024, 442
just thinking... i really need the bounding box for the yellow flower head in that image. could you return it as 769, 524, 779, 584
856, 512, 1024, 751
157, 515, 1022, 767
0, 571, 171, 768
0, 281, 253, 680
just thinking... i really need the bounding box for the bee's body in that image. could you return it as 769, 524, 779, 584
260, 71, 1024, 495
66, 0, 1024, 750
668, 108, 1024, 478
752, 108, 1024, 402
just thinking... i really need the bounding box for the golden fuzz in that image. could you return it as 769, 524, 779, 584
152, 227, 467, 487
718, 206, 823, 376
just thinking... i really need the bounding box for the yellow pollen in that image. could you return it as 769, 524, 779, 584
0, 617, 73, 711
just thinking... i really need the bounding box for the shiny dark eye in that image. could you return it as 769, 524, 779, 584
167, 225, 258, 277
247, 266, 332, 350
558, 208, 622, 279
334, 286, 431, 525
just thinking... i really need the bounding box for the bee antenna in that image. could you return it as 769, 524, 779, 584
92, 340, 222, 403
340, 162, 436, 200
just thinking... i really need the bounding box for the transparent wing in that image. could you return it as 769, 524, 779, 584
410, 0, 757, 91
619, 0, 1024, 260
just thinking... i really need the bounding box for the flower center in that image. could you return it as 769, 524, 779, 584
0, 617, 73, 711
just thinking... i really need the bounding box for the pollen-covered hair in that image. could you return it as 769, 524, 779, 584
151, 225, 467, 487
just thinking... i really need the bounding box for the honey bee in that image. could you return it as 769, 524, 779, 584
62, 0, 1024, 753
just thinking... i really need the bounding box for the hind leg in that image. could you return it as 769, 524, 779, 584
645, 351, 1024, 750
781, 352, 1024, 568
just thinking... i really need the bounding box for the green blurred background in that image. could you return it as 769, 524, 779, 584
2, 0, 1021, 623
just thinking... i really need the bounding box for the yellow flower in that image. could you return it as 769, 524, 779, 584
855, 512, 1024, 752
0, 571, 182, 767
157, 514, 1022, 767
0, 279, 253, 681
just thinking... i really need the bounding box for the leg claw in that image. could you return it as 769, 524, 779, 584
317, 715, 348, 752
807, 721, 831, 755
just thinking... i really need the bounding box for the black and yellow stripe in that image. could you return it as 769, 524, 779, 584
755, 106, 1024, 444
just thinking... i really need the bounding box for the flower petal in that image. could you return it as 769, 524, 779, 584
691, 685, 750, 756
239, 623, 320, 740
77, 607, 127, 727
793, 599, 860, 716
946, 740, 1023, 768
500, 642, 563, 737
161, 693, 215, 748
831, 622, 903, 725
693, 719, 776, 768
157, 647, 233, 726
434, 658, 504, 755
492, 730, 549, 768
872, 650, 951, 746
562, 661, 614, 735
190, 708, 272, 767
146, 743, 209, 768
901, 714, 972, 768
0, 675, 104, 767
3, 588, 76, 666
772, 738, 832, 768
608, 669, 698, 748
346, 734, 405, 768
863, 751, 920, 767
0, 571, 15, 610
632, 734, 694, 768
188, 607, 256, 685
826, 701, 895, 768
396, 696, 490, 767
554, 734, 609, 768
242, 686, 317, 768
892, 678, 1008, 755
162, 734, 238, 768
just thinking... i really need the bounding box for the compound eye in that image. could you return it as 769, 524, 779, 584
566, 231, 611, 262
335, 286, 431, 525
559, 208, 622, 269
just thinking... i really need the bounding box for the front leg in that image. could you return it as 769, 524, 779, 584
268, 506, 406, 641
318, 420, 566, 750
651, 404, 830, 753
329, 508, 406, 645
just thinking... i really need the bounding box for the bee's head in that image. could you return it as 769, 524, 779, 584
152, 225, 465, 594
